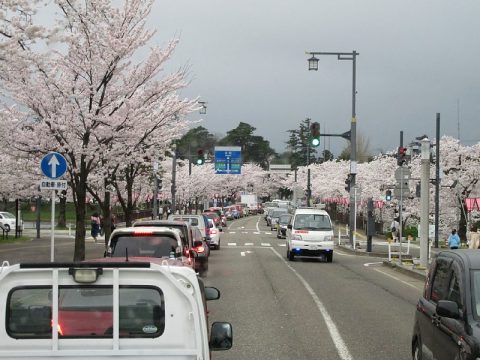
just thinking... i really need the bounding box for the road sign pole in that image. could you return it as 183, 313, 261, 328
398, 176, 403, 265
51, 189, 55, 262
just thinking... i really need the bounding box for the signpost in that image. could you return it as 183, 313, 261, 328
214, 146, 242, 174
40, 152, 68, 262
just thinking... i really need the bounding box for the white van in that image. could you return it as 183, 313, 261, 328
0, 259, 232, 359
286, 208, 334, 262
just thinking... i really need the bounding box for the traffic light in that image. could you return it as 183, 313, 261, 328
344, 175, 351, 192
397, 146, 407, 166
385, 190, 392, 201
310, 122, 320, 147
196, 149, 205, 165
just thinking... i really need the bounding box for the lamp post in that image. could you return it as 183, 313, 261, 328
198, 101, 207, 114
306, 50, 359, 246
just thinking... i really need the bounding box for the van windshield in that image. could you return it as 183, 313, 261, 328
293, 214, 332, 231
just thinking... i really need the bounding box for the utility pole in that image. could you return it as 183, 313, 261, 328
153, 162, 158, 220
307, 168, 312, 207
420, 137, 430, 268
434, 114, 440, 248
171, 145, 177, 212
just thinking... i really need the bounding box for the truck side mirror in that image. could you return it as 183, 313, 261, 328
209, 322, 233, 350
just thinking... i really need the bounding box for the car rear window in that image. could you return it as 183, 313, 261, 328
7, 286, 165, 339
173, 217, 199, 226
110, 235, 180, 258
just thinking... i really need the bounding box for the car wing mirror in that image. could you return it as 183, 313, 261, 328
436, 300, 460, 319
219, 228, 223, 232
205, 286, 220, 301
287, 224, 292, 230
209, 322, 233, 350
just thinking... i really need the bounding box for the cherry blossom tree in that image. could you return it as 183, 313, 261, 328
0, 0, 197, 260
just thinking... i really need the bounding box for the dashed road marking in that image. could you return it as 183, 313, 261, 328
245, 243, 254, 246
253, 232, 260, 234
265, 232, 272, 235
261, 243, 271, 247
364, 262, 384, 267
278, 244, 286, 247
228, 243, 237, 246
229, 232, 236, 234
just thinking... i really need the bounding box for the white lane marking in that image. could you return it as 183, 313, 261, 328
334, 251, 355, 257
253, 232, 260, 235
241, 252, 246, 256
373, 268, 423, 290
270, 247, 353, 360
228, 243, 237, 246
265, 232, 272, 235
241, 226, 245, 229
278, 244, 286, 247
229, 232, 236, 234
256, 218, 260, 232
245, 243, 254, 246
261, 243, 271, 247
242, 232, 248, 234
364, 262, 384, 267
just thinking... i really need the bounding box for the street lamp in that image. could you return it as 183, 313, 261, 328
198, 101, 207, 114
306, 50, 359, 246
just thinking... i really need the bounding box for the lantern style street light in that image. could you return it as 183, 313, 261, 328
198, 101, 207, 114
306, 50, 359, 247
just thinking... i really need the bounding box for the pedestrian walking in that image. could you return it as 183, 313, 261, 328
90, 212, 101, 242
448, 228, 461, 249
469, 227, 480, 249
391, 218, 400, 242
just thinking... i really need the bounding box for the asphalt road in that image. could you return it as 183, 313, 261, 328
0, 216, 424, 359
203, 215, 424, 360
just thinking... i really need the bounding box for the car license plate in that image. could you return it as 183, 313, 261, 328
310, 245, 317, 250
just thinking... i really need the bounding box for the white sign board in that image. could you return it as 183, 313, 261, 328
40, 179, 68, 191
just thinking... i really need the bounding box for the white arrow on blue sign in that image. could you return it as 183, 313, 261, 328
41, 152, 68, 179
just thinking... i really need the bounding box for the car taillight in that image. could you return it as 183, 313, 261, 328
132, 230, 154, 236
194, 246, 205, 253
210, 229, 218, 235
51, 320, 64, 336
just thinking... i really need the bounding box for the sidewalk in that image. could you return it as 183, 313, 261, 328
334, 225, 443, 280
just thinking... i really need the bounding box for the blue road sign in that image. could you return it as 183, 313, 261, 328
41, 152, 68, 179
215, 146, 242, 174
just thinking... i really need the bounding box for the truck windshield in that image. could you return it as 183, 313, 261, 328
7, 286, 165, 338
294, 214, 332, 231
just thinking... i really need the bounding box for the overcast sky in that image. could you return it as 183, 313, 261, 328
146, 0, 480, 156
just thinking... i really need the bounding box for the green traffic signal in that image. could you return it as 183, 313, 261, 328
196, 149, 205, 165
311, 137, 320, 147
196, 158, 204, 165
310, 121, 320, 147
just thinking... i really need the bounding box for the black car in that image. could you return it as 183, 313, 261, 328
412, 250, 480, 360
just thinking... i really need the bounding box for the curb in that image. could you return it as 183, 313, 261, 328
382, 260, 427, 281
337, 244, 389, 258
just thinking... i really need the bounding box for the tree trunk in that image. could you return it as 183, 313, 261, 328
73, 163, 88, 262
458, 202, 468, 241
58, 191, 67, 228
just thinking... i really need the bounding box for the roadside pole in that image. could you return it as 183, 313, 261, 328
51, 190, 55, 262
420, 138, 430, 268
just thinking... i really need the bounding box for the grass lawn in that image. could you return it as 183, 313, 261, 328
0, 235, 32, 244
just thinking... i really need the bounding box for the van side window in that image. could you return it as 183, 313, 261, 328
7, 286, 165, 339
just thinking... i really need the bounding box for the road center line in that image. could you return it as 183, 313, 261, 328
373, 268, 423, 290
270, 247, 354, 360
256, 217, 260, 232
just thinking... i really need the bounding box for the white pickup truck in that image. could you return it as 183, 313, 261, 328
0, 259, 232, 359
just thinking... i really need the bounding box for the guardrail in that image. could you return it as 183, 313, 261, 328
387, 240, 411, 261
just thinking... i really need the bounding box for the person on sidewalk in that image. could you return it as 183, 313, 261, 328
391, 219, 400, 242
448, 228, 461, 249
90, 212, 101, 242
